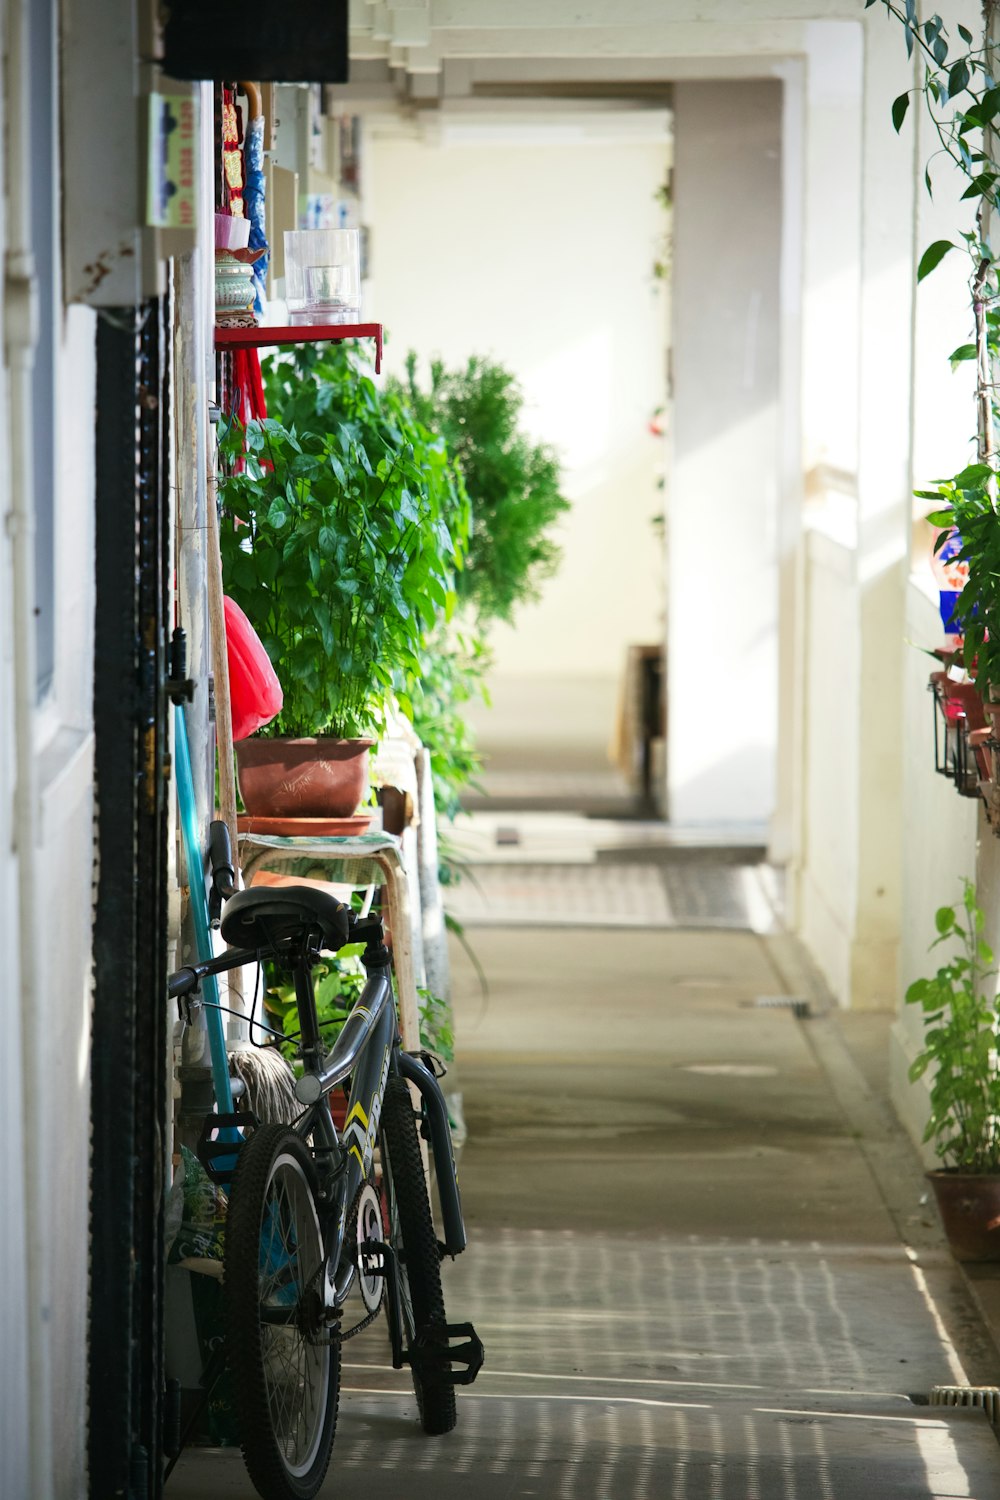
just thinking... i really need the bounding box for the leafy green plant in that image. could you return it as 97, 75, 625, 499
219, 344, 469, 740
906, 881, 1000, 1172
416, 986, 455, 1063
407, 626, 490, 820
394, 354, 569, 627
264, 946, 367, 1063
387, 352, 569, 820
264, 952, 454, 1066
921, 463, 1000, 693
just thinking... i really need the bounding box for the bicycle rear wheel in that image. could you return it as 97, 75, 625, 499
224, 1123, 340, 1500
380, 1075, 457, 1435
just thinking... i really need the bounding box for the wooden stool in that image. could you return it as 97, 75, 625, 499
237, 831, 421, 1051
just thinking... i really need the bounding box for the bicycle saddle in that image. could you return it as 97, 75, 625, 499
220, 885, 350, 952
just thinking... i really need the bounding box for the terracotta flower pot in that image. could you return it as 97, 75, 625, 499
235, 736, 373, 819
926, 1169, 1000, 1262
930, 671, 987, 732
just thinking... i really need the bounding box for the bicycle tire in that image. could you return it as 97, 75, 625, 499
380, 1075, 457, 1435
224, 1124, 340, 1500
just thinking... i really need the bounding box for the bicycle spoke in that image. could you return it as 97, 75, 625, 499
226, 1126, 338, 1496
257, 1168, 326, 1469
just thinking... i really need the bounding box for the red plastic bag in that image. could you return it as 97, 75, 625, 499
224, 595, 283, 741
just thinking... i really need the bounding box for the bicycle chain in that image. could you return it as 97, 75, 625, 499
339, 1302, 382, 1342
302, 1270, 384, 1345
300, 1182, 386, 1345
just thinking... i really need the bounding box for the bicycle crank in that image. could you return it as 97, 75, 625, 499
351, 1182, 386, 1315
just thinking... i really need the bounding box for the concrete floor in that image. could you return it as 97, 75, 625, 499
171, 909, 1000, 1498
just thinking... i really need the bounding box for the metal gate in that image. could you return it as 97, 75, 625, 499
89, 294, 172, 1500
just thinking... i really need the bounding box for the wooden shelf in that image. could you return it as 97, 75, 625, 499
215, 322, 383, 372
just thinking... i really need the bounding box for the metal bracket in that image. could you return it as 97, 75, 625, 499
165, 625, 195, 705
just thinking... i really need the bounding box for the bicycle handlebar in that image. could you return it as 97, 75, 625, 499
168, 968, 199, 1000
168, 944, 259, 1000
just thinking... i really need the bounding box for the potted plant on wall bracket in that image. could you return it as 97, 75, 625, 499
217, 391, 468, 820
921, 464, 1000, 820
929, 660, 989, 798
925, 466, 1000, 689
907, 881, 1000, 1261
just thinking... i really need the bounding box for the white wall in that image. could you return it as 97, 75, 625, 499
669, 80, 782, 828
0, 24, 29, 1487
798, 529, 861, 1003
367, 118, 669, 765
43, 303, 97, 1499
1, 1, 97, 1489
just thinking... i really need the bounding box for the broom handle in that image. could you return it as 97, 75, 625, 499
206, 466, 244, 1013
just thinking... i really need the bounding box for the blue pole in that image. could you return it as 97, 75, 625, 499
174, 704, 236, 1122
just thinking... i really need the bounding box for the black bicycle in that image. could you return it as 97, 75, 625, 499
169, 880, 483, 1500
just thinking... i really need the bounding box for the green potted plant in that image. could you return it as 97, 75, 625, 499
218, 351, 469, 819
394, 352, 569, 627
388, 353, 569, 820
906, 880, 1000, 1260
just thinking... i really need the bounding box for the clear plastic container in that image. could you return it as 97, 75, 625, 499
283, 228, 361, 319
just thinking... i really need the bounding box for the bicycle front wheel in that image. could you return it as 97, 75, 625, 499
380, 1075, 457, 1435
224, 1123, 340, 1500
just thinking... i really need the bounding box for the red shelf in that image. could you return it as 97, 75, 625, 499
215, 322, 383, 373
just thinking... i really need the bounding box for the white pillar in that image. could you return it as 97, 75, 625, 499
668, 79, 783, 830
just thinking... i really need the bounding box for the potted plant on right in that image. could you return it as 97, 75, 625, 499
923, 468, 1000, 818
906, 880, 1000, 1260
218, 363, 468, 820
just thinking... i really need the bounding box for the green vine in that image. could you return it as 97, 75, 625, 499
877, 0, 1000, 236
879, 1, 1000, 695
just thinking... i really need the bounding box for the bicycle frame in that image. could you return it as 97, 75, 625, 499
289, 923, 467, 1306
171, 908, 468, 1312
289, 936, 398, 1306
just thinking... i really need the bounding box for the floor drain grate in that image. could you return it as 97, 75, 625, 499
929, 1385, 1000, 1423
754, 995, 810, 1019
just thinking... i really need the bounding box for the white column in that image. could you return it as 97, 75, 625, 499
668, 79, 783, 829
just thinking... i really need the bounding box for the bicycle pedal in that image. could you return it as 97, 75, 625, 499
196, 1111, 257, 1183
356, 1238, 391, 1277
409, 1322, 484, 1387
